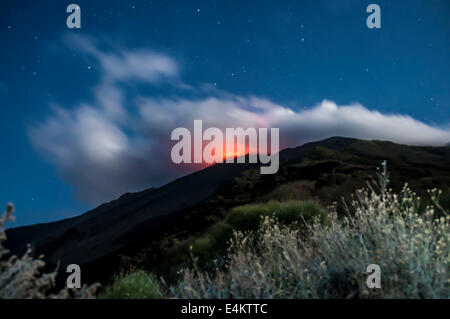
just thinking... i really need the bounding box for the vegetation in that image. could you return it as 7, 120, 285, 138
156, 200, 328, 279
169, 174, 449, 298
108, 162, 449, 299
99, 270, 162, 299
3, 157, 449, 299
227, 200, 329, 230
0, 203, 100, 298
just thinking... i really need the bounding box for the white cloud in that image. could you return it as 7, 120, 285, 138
67, 35, 178, 84
29, 37, 450, 204
99, 50, 178, 83
268, 100, 450, 147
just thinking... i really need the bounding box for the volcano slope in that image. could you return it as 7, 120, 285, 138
4, 137, 450, 285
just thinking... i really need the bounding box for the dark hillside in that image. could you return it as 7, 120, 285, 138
5, 137, 450, 285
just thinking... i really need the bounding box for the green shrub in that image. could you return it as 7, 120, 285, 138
226, 200, 329, 230
208, 221, 234, 240
170, 178, 449, 298
99, 270, 163, 299
174, 200, 328, 269
259, 180, 315, 202
191, 236, 216, 258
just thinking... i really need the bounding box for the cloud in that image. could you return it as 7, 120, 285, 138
29, 36, 450, 204
268, 100, 450, 147
67, 35, 178, 84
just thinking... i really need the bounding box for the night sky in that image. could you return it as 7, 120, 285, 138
1, 0, 449, 227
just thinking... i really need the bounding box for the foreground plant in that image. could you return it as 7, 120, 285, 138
0, 203, 99, 299
99, 270, 163, 299
170, 164, 449, 299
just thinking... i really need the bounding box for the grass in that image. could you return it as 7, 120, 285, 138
169, 185, 449, 298
99, 270, 163, 299
152, 199, 328, 280
169, 200, 328, 268
257, 180, 316, 202
226, 200, 329, 230
102, 163, 450, 299
1, 203, 99, 298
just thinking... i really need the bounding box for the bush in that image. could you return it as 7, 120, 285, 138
184, 200, 328, 266
0, 203, 99, 298
259, 180, 316, 202
227, 200, 329, 230
170, 168, 449, 298
99, 270, 163, 299
439, 189, 450, 212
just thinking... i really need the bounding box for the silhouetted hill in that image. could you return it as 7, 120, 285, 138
5, 137, 450, 285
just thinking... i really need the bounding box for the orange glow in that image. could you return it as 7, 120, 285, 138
222, 150, 249, 161
202, 142, 259, 165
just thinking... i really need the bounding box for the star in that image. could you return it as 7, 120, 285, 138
87, 66, 92, 70
7, 25, 12, 30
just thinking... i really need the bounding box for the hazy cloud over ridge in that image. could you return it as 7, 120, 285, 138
29, 36, 450, 204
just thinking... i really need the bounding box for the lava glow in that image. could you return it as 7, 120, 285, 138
171, 120, 280, 174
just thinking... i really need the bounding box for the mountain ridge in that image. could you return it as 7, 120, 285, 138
4, 136, 450, 285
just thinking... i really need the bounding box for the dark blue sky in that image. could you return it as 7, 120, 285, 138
1, 0, 449, 227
